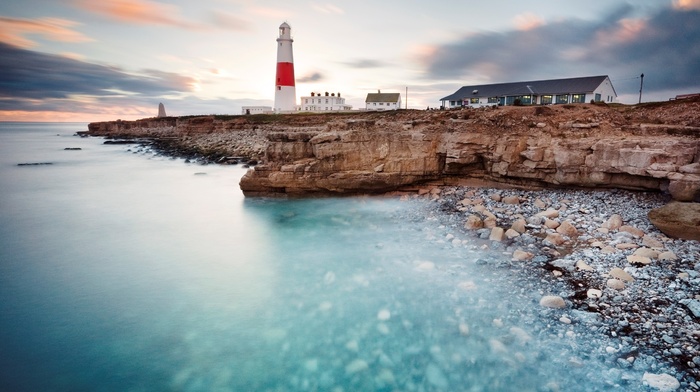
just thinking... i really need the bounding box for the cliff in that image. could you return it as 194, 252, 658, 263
86, 99, 700, 201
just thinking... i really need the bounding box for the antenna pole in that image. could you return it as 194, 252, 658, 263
638, 73, 644, 104
405, 86, 408, 109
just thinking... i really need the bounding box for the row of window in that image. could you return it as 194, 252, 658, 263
371, 102, 397, 106
304, 98, 344, 104
459, 93, 595, 106
301, 106, 350, 111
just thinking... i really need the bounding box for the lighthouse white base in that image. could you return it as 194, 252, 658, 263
274, 86, 297, 112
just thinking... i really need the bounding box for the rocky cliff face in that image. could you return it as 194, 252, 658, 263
240, 102, 700, 201
86, 100, 700, 201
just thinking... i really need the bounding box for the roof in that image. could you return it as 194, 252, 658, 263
440, 75, 613, 101
366, 93, 401, 103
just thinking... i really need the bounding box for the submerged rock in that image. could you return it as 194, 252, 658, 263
642, 372, 680, 391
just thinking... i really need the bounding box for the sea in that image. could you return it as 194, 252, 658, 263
0, 123, 649, 391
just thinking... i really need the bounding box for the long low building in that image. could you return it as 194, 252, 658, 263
440, 75, 617, 109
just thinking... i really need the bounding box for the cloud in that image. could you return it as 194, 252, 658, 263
73, 0, 199, 29
420, 5, 700, 98
297, 72, 324, 83
674, 0, 700, 10
209, 11, 253, 31
0, 42, 196, 103
311, 4, 344, 14
0, 17, 93, 48
342, 59, 386, 69
513, 12, 544, 31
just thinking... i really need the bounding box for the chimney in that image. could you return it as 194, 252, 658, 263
325, 92, 329, 96
311, 92, 315, 96
378, 89, 381, 93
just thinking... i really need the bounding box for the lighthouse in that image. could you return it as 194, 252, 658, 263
274, 22, 296, 112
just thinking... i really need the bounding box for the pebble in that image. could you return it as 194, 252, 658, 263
642, 372, 680, 391
607, 279, 625, 290
540, 295, 566, 309
377, 309, 391, 321
345, 359, 368, 375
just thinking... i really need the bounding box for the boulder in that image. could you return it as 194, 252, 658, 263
648, 202, 700, 241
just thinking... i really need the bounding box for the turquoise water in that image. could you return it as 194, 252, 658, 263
0, 123, 645, 391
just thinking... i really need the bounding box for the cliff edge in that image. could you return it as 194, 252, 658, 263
86, 99, 700, 201
240, 101, 700, 201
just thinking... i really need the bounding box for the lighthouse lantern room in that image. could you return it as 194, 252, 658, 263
274, 22, 297, 112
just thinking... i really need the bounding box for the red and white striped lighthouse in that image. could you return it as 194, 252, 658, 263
274, 22, 296, 112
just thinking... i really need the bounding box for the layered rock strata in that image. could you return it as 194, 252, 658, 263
239, 103, 700, 201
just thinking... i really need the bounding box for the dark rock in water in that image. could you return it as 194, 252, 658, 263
18, 162, 53, 166
64, 147, 82, 150
104, 140, 138, 145
194, 172, 207, 176
648, 201, 700, 241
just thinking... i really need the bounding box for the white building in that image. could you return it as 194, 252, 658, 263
440, 75, 617, 109
365, 91, 402, 111
241, 106, 273, 115
299, 92, 352, 112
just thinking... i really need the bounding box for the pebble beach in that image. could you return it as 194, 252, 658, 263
408, 185, 700, 391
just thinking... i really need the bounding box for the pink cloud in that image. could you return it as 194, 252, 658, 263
0, 17, 93, 48
674, 0, 700, 10
73, 0, 199, 29
513, 12, 545, 31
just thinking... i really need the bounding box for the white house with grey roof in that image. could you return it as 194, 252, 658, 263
365, 91, 402, 111
440, 75, 617, 109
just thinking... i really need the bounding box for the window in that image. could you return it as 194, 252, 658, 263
555, 94, 568, 104
470, 98, 479, 104
571, 94, 585, 103
595, 93, 601, 102
277, 86, 281, 90
506, 96, 516, 105
325, 99, 329, 104
305, 99, 308, 103
520, 95, 532, 105
487, 97, 499, 104
541, 95, 553, 105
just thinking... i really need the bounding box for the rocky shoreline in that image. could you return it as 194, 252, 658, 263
402, 184, 700, 391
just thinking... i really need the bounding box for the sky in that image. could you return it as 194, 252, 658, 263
0, 0, 699, 122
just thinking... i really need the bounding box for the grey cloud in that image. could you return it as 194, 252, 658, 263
423, 6, 700, 97
342, 59, 386, 69
297, 72, 324, 83
0, 42, 196, 100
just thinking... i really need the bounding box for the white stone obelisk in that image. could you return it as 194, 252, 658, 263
274, 22, 296, 112
157, 102, 166, 117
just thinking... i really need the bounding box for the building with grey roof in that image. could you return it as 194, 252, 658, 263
440, 75, 617, 109
365, 91, 402, 111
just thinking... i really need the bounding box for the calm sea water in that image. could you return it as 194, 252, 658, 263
0, 123, 647, 391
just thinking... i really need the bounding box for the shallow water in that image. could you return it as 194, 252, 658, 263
0, 123, 646, 391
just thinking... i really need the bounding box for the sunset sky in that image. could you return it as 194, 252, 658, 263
1, 0, 699, 122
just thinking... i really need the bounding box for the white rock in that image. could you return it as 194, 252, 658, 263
377, 309, 391, 321
458, 281, 477, 291
319, 301, 333, 311
659, 251, 678, 261
416, 261, 435, 271
375, 368, 395, 386
304, 358, 319, 372
642, 372, 680, 391
492, 318, 503, 328
587, 289, 603, 299
559, 316, 572, 324
509, 327, 532, 344
323, 271, 336, 284
345, 340, 359, 352
459, 323, 470, 336
377, 323, 390, 335
576, 260, 594, 271
607, 279, 625, 290
345, 359, 369, 375
609, 267, 634, 282
539, 295, 566, 309
425, 363, 449, 388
